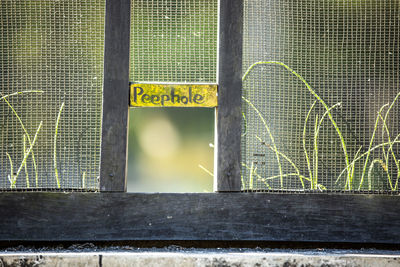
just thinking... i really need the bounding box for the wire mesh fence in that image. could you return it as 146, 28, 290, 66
241, 0, 400, 193
0, 0, 105, 190
130, 0, 218, 83
5, 0, 394, 193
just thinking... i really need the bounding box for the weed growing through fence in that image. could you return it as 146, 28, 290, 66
1, 91, 97, 190
1, 91, 43, 187
82, 171, 86, 189
359, 104, 388, 190
242, 61, 400, 191
23, 134, 29, 187
0, 92, 75, 189
53, 102, 65, 189
6, 121, 42, 188
242, 96, 284, 188
1, 91, 44, 188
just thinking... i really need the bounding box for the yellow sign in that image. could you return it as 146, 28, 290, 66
130, 84, 218, 107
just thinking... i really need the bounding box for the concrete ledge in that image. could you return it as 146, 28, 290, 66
1, 251, 400, 267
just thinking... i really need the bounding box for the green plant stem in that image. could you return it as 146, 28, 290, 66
198, 164, 214, 177
7, 122, 42, 188
0, 90, 44, 100
6, 153, 14, 188
303, 101, 316, 188
367, 159, 387, 191
335, 135, 400, 185
256, 136, 307, 188
313, 103, 341, 189
243, 97, 284, 188
262, 173, 310, 182
54, 102, 65, 189
359, 104, 388, 190
243, 61, 350, 184
378, 114, 396, 190
241, 112, 247, 137
385, 132, 400, 190
347, 146, 362, 190
13, 122, 42, 186
1, 93, 41, 185
23, 134, 30, 188
313, 114, 319, 189
381, 92, 400, 157
241, 163, 272, 189
379, 94, 400, 190
249, 162, 254, 190
82, 172, 86, 189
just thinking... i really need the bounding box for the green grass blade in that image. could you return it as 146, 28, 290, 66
241, 112, 247, 137
256, 136, 308, 188
313, 114, 319, 189
381, 92, 400, 157
198, 164, 214, 177
1, 93, 41, 185
303, 101, 316, 188
54, 102, 65, 189
13, 121, 43, 187
242, 97, 284, 188
335, 134, 400, 185
82, 172, 86, 189
313, 103, 341, 189
6, 152, 15, 188
23, 134, 30, 188
0, 90, 43, 100
378, 114, 395, 190
243, 62, 350, 182
249, 162, 254, 190
241, 163, 272, 189
359, 104, 388, 190
346, 146, 362, 190
367, 159, 387, 191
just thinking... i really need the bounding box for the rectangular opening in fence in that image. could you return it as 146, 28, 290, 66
127, 108, 214, 193
127, 0, 218, 192
241, 0, 400, 193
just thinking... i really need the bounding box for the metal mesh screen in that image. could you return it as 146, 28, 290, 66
130, 0, 218, 83
0, 1, 105, 190
242, 0, 400, 193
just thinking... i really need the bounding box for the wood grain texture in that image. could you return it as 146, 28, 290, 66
216, 0, 243, 191
100, 0, 131, 191
0, 192, 400, 243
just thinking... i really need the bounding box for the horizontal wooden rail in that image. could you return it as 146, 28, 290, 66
0, 192, 399, 243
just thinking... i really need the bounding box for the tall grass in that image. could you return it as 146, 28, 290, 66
379, 92, 400, 190
242, 97, 284, 188
243, 61, 351, 186
242, 61, 400, 191
1, 90, 43, 187
6, 122, 43, 188
359, 104, 388, 190
1, 91, 70, 189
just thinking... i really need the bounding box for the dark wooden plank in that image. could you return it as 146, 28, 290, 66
100, 0, 131, 191
216, 0, 243, 191
1, 192, 400, 243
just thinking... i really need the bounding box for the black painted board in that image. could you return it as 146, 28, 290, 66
216, 0, 243, 191
100, 0, 131, 191
0, 193, 400, 243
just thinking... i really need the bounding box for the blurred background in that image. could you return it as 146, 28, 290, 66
127, 108, 214, 192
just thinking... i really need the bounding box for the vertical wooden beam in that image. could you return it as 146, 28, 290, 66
215, 0, 243, 191
100, 0, 131, 191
